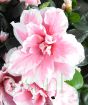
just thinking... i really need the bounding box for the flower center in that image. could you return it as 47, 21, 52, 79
39, 42, 52, 56
39, 35, 56, 56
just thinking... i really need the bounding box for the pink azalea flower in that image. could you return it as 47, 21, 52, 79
0, 67, 21, 105
20, 0, 41, 6
13, 81, 79, 105
13, 83, 52, 105
8, 7, 84, 82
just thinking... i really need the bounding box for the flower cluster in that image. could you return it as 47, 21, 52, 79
0, 0, 85, 105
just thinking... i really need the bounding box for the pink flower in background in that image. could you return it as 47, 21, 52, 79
0, 67, 16, 105
51, 83, 79, 105
20, 0, 41, 6
7, 7, 84, 83
13, 81, 79, 105
13, 83, 52, 105
0, 0, 10, 3
0, 31, 8, 42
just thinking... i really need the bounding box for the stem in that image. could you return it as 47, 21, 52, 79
61, 73, 63, 93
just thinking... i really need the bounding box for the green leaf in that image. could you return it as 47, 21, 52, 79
82, 38, 88, 48
79, 85, 88, 105
39, 2, 50, 9
0, 4, 6, 12
48, 0, 55, 7
72, 0, 77, 8
66, 70, 84, 89
68, 29, 88, 43
69, 12, 81, 24
73, 12, 88, 31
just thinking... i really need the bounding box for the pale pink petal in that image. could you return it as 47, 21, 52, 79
11, 22, 28, 44
3, 76, 15, 96
48, 78, 57, 97
53, 34, 85, 66
4, 47, 17, 63
54, 62, 75, 79
22, 35, 43, 53
22, 56, 54, 88
20, 9, 42, 25
22, 70, 36, 85
26, 23, 46, 36
13, 90, 33, 105
7, 49, 43, 76
25, 0, 41, 6
52, 83, 79, 105
43, 7, 68, 34
2, 89, 16, 105
35, 55, 54, 83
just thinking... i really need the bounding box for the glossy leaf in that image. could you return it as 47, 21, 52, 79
79, 85, 88, 105
72, 0, 77, 8
73, 12, 88, 31
79, 48, 88, 66
68, 29, 88, 43
69, 12, 81, 24
39, 2, 50, 9
66, 70, 84, 89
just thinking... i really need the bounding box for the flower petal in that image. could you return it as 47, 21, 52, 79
52, 83, 79, 105
2, 90, 16, 105
7, 49, 43, 76
11, 22, 28, 44
35, 55, 54, 84
43, 7, 68, 34
53, 34, 85, 66
20, 9, 42, 25
54, 62, 75, 79
26, 23, 46, 36
22, 35, 43, 53
13, 90, 33, 105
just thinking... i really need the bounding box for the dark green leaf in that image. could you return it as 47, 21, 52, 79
68, 29, 88, 43
82, 38, 88, 48
79, 48, 88, 66
69, 12, 81, 24
39, 2, 50, 9
72, 0, 77, 8
73, 12, 88, 31
48, 0, 55, 7
79, 85, 88, 105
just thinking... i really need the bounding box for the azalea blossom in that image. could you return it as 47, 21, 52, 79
13, 82, 53, 105
0, 67, 16, 105
20, 0, 41, 6
13, 81, 79, 105
7, 7, 84, 85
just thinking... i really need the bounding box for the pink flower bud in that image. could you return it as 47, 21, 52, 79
62, 0, 72, 11
0, 31, 8, 42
